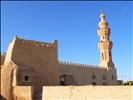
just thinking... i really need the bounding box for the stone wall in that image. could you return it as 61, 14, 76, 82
13, 86, 34, 100
42, 86, 133, 100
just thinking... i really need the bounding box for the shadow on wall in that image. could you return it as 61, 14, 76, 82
20, 73, 51, 93
60, 74, 77, 86
0, 95, 6, 100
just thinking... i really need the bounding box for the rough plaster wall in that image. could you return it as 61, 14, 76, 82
16, 66, 35, 86
20, 73, 51, 93
4, 36, 59, 85
42, 86, 133, 100
1, 60, 51, 100
14, 64, 51, 93
59, 63, 108, 85
13, 86, 34, 100
1, 61, 17, 100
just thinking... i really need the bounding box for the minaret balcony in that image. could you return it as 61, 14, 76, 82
98, 41, 113, 49
97, 28, 110, 36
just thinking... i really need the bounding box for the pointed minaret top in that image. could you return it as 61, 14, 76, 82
100, 8, 105, 21
98, 9, 108, 27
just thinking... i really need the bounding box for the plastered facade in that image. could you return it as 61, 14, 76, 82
42, 86, 133, 100
1, 37, 60, 99
59, 61, 117, 86
13, 86, 34, 100
4, 36, 59, 86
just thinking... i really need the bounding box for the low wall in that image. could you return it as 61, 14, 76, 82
42, 86, 133, 100
13, 86, 34, 100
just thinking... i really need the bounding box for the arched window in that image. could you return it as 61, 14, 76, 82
112, 75, 114, 79
102, 73, 106, 80
102, 53, 104, 60
92, 73, 96, 79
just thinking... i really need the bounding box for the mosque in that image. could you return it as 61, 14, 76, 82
1, 12, 117, 99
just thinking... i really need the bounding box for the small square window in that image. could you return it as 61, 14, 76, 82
25, 76, 29, 81
23, 74, 30, 82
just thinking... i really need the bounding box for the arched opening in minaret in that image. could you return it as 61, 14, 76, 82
108, 36, 109, 40
109, 51, 112, 60
102, 53, 104, 60
105, 51, 106, 60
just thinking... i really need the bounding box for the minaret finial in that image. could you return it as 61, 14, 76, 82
101, 7, 104, 14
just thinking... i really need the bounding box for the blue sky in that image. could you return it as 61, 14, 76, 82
1, 1, 132, 81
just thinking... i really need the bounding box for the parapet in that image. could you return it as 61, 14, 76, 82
59, 61, 106, 69
14, 36, 58, 48
4, 36, 58, 65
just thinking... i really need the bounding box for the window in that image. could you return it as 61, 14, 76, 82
60, 76, 65, 86
102, 74, 106, 80
60, 77, 65, 81
92, 82, 96, 85
109, 51, 111, 56
92, 73, 96, 79
112, 75, 114, 79
23, 74, 30, 82
108, 36, 109, 40
25, 76, 29, 81
102, 53, 104, 60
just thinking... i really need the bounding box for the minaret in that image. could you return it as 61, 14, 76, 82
97, 11, 114, 68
